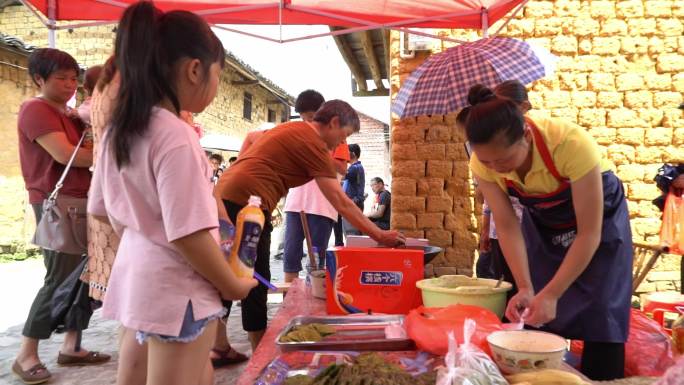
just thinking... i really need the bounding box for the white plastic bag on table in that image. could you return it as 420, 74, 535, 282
436, 318, 508, 385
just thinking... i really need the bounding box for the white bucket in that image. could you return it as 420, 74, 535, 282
309, 270, 326, 299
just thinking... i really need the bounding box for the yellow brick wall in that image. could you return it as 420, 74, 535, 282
0, 49, 35, 245
0, 4, 288, 247
199, 70, 289, 140
390, 0, 684, 287
0, 5, 114, 66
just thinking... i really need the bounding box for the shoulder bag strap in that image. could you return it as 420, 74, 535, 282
47, 130, 87, 202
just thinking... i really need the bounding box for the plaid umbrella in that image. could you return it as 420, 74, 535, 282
391, 37, 552, 118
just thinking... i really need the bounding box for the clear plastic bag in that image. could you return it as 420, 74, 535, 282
660, 191, 684, 254
436, 319, 508, 385
655, 355, 684, 385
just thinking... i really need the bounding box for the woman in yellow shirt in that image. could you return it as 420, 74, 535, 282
466, 84, 632, 380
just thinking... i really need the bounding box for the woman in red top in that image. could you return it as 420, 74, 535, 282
14, 48, 109, 385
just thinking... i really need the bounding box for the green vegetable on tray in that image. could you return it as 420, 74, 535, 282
283, 375, 314, 385
279, 323, 336, 343
283, 353, 437, 385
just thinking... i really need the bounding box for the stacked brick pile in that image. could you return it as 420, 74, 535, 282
389, 111, 478, 276
390, 0, 683, 288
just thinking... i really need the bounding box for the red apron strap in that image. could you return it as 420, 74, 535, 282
526, 118, 567, 184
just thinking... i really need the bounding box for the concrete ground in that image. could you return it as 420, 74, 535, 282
0, 225, 290, 385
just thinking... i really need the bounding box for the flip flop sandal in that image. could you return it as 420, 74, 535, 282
57, 351, 111, 366
211, 347, 249, 368
12, 361, 51, 385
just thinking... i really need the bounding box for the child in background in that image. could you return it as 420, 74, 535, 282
75, 65, 102, 150
77, 65, 102, 125
87, 3, 256, 385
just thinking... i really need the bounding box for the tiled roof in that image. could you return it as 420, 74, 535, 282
0, 1, 22, 10
0, 32, 294, 105
0, 32, 36, 55
225, 50, 294, 106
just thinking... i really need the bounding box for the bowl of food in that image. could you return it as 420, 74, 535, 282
486, 330, 567, 374
415, 275, 512, 318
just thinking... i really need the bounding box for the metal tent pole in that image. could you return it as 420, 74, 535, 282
493, 0, 530, 36
47, 0, 56, 47
481, 7, 489, 38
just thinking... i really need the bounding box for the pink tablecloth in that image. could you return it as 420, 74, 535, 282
236, 279, 326, 385
235, 279, 592, 384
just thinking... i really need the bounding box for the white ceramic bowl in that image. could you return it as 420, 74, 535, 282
487, 330, 567, 374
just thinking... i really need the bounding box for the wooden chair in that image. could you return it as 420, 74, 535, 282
632, 241, 666, 294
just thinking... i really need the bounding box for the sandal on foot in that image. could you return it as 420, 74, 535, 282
211, 347, 249, 368
57, 351, 111, 366
12, 361, 51, 385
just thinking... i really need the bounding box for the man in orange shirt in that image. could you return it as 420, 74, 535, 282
217, 100, 404, 349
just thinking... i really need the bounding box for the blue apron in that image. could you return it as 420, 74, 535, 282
505, 120, 632, 343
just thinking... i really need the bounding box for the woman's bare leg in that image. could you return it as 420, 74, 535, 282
146, 320, 216, 385
117, 327, 148, 385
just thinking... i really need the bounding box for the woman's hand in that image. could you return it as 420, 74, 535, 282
377, 230, 406, 247
221, 277, 258, 300
479, 232, 491, 253
525, 291, 559, 327
316, 177, 405, 244
505, 287, 534, 322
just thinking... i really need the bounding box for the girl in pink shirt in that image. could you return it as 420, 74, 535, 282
87, 3, 256, 385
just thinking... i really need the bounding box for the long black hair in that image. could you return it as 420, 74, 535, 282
110, 1, 225, 168
464, 84, 525, 146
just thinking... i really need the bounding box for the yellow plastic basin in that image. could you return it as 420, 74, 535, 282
416, 275, 512, 318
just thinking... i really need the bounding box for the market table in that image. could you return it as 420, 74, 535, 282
235, 279, 592, 384
236, 279, 325, 385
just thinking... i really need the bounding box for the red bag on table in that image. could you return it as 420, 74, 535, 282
660, 191, 684, 254
406, 304, 502, 356
570, 309, 675, 377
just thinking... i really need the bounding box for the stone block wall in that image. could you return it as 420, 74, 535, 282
199, 68, 289, 141
0, 4, 290, 247
0, 5, 114, 66
389, 99, 479, 273
0, 4, 290, 140
0, 48, 35, 245
390, 0, 683, 286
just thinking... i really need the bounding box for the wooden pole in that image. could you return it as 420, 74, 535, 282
300, 211, 318, 270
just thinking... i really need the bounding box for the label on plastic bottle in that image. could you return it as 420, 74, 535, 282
237, 221, 262, 268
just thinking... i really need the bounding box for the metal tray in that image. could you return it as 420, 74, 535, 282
275, 315, 415, 352
255, 351, 436, 385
